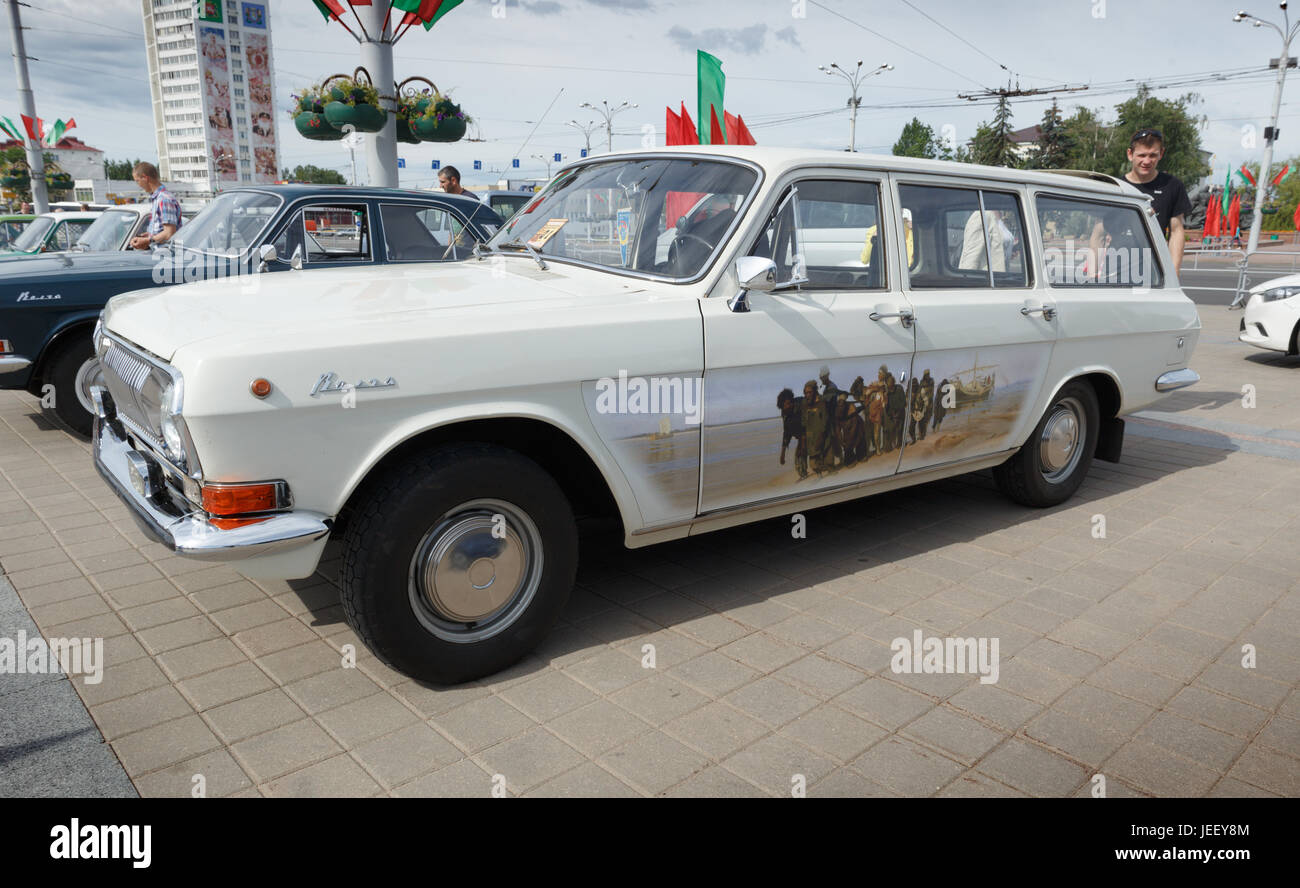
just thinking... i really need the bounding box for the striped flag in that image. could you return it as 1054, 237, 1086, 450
395, 0, 462, 30
0, 117, 21, 142
21, 115, 43, 142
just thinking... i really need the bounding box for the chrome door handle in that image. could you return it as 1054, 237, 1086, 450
869, 308, 914, 328
1020, 305, 1056, 320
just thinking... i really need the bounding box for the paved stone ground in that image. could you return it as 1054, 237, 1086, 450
1, 306, 1298, 797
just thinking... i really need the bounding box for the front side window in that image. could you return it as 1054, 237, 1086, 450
1036, 194, 1164, 288
381, 203, 476, 261
749, 179, 887, 290
11, 216, 54, 252
491, 157, 758, 279
899, 184, 1029, 289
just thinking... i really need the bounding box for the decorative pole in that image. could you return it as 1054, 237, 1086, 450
353, 4, 397, 187
4, 0, 48, 212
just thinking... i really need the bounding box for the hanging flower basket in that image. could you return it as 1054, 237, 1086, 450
323, 100, 386, 133
412, 95, 470, 143
46, 172, 74, 191
1, 160, 30, 190
294, 111, 344, 141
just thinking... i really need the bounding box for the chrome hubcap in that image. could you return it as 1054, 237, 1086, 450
1038, 396, 1085, 483
74, 357, 104, 414
408, 498, 543, 643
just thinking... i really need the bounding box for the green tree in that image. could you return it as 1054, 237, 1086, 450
893, 117, 940, 158
286, 164, 346, 185
1061, 106, 1115, 172
104, 158, 141, 180
971, 95, 1017, 167
1027, 99, 1071, 170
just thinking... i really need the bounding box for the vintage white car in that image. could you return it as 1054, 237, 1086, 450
1238, 272, 1300, 355
91, 146, 1201, 684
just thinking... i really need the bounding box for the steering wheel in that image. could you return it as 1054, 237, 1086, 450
674, 232, 714, 252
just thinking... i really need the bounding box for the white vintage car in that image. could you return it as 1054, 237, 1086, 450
1238, 272, 1300, 355
91, 147, 1201, 683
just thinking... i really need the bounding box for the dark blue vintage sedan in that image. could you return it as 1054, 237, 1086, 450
0, 185, 502, 435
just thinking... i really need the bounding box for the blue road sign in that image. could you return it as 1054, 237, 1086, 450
473, 160, 482, 170
580, 149, 588, 158
431, 160, 440, 170
512, 158, 520, 168
553, 153, 561, 163
397, 158, 405, 168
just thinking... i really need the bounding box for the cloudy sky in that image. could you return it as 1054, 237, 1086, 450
2, 0, 1297, 189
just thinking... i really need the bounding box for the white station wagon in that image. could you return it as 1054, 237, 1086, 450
91, 147, 1201, 683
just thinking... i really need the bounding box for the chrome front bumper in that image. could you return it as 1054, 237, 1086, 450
1155, 368, 1200, 392
92, 408, 331, 562
0, 355, 32, 375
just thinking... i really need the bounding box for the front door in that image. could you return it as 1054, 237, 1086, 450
891, 181, 1057, 475
699, 174, 916, 514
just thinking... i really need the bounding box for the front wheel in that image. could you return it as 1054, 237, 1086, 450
339, 443, 578, 684
993, 380, 1099, 507
45, 334, 102, 437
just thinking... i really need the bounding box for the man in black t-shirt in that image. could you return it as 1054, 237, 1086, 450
1123, 127, 1192, 272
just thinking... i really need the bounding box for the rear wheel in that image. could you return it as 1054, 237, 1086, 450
339, 443, 578, 684
993, 380, 1099, 507
44, 333, 101, 437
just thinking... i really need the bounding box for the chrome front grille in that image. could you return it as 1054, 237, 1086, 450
98, 338, 165, 451
102, 341, 151, 393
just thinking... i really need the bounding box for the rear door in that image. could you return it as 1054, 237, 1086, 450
891, 179, 1057, 474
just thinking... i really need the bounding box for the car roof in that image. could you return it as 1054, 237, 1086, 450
574, 145, 1146, 200
32, 212, 101, 221
223, 183, 490, 210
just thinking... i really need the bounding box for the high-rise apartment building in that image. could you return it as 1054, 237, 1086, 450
141, 0, 280, 191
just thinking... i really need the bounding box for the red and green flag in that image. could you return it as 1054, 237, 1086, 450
394, 0, 463, 30
1222, 171, 1231, 218
0, 117, 21, 142
1236, 164, 1257, 187
312, 0, 345, 20
697, 50, 725, 144
1272, 163, 1292, 187
21, 114, 43, 143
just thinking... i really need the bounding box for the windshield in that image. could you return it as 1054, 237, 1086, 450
11, 216, 55, 252
489, 157, 758, 279
75, 209, 138, 252
172, 190, 281, 255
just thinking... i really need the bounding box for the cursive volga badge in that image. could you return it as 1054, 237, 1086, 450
310, 372, 398, 397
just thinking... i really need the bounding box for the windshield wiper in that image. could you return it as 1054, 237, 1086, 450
497, 238, 547, 270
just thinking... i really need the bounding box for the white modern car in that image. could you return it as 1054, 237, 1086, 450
91, 146, 1201, 683
1238, 272, 1300, 355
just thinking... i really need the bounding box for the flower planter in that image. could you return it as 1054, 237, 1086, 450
411, 116, 466, 143
1, 173, 30, 189
46, 174, 74, 190
323, 101, 386, 133
396, 116, 420, 144
295, 111, 344, 141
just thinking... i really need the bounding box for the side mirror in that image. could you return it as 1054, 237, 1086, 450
257, 243, 276, 272
729, 256, 778, 313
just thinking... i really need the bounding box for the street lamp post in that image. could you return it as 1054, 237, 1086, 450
531, 153, 555, 179
817, 61, 893, 152
579, 100, 638, 153
1235, 5, 1300, 253
566, 119, 599, 155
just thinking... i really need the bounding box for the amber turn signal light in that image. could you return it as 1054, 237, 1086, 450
201, 482, 281, 516
250, 378, 272, 398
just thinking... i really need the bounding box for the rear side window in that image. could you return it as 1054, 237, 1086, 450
1035, 195, 1163, 288
898, 184, 1030, 289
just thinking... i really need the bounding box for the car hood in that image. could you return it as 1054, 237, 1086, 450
0, 249, 154, 278
104, 258, 652, 362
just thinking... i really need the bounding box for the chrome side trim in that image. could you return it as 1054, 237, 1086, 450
93, 416, 330, 562
1155, 368, 1200, 392
0, 355, 33, 375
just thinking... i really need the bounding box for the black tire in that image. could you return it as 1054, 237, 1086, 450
993, 379, 1100, 507
339, 442, 578, 684
44, 333, 100, 437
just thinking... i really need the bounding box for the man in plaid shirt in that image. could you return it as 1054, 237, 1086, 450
129, 161, 182, 249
